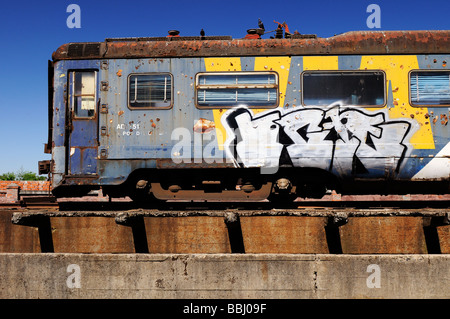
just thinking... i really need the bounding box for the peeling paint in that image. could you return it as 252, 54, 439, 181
194, 118, 215, 133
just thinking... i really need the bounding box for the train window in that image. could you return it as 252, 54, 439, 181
196, 72, 278, 108
128, 73, 172, 108
70, 71, 96, 118
302, 71, 385, 107
410, 71, 450, 106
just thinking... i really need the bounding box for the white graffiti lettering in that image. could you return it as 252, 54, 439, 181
222, 102, 417, 176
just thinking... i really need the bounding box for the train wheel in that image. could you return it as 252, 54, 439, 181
268, 178, 297, 203
129, 179, 160, 203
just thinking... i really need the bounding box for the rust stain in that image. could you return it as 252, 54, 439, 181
339, 217, 427, 254
53, 31, 450, 61
194, 118, 215, 133
118, 110, 124, 116
116, 69, 122, 77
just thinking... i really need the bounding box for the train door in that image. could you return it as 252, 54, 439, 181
67, 70, 98, 176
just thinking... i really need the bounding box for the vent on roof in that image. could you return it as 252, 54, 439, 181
67, 43, 101, 58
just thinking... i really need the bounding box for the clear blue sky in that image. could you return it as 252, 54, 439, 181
0, 0, 448, 175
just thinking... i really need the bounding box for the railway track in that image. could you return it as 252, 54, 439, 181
2, 193, 450, 211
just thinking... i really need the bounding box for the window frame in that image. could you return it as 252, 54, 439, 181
408, 69, 450, 107
195, 71, 279, 109
300, 70, 387, 108
68, 70, 98, 119
127, 72, 174, 110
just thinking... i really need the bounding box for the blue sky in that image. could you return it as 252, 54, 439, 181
0, 0, 448, 175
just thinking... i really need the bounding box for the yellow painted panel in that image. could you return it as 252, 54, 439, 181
360, 56, 434, 149
303, 56, 339, 70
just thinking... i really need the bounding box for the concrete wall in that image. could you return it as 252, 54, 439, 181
1, 209, 448, 299
0, 253, 448, 299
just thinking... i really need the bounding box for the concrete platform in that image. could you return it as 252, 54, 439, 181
0, 253, 448, 299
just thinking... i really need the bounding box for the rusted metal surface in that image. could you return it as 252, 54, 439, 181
438, 225, 450, 253
50, 217, 135, 253
339, 217, 428, 254
144, 217, 231, 253
240, 216, 329, 253
2, 209, 449, 254
52, 31, 450, 61
149, 182, 272, 200
193, 118, 215, 133
0, 211, 41, 253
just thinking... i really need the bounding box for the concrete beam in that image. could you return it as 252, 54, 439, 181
0, 254, 448, 299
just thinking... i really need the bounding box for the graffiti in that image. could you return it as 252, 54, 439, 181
222, 102, 417, 175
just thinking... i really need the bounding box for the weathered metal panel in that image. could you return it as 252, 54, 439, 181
100, 58, 188, 160
0, 211, 40, 253
52, 31, 450, 61
339, 217, 428, 254
50, 217, 135, 253
437, 225, 450, 254
240, 216, 329, 253
144, 217, 231, 253
52, 60, 102, 187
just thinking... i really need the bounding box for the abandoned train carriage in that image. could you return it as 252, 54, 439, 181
39, 30, 450, 201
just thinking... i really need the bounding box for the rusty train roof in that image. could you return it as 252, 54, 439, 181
52, 30, 450, 61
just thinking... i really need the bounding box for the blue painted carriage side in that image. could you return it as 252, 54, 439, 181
100, 58, 172, 160
51, 61, 69, 187
102, 57, 199, 160
240, 57, 255, 71
52, 60, 101, 187
284, 56, 303, 111
338, 56, 362, 70
97, 57, 217, 185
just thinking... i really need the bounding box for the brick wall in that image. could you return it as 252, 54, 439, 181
0, 181, 51, 194
0, 181, 51, 203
